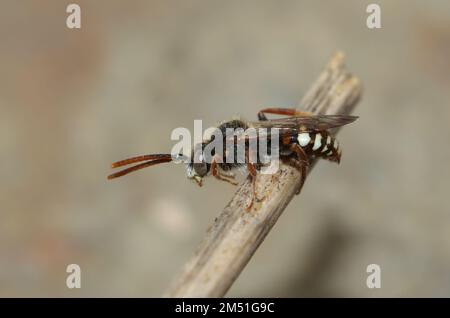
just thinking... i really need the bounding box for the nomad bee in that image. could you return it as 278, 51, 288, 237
108, 108, 357, 208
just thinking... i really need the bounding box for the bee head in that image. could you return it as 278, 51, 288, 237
186, 145, 210, 186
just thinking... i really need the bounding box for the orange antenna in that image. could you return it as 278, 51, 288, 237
108, 154, 172, 180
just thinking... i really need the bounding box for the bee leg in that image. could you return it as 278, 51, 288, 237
220, 169, 236, 179
288, 143, 310, 194
245, 162, 258, 211
211, 156, 238, 186
257, 107, 313, 121
193, 177, 203, 187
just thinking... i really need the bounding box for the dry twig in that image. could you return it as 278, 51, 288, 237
165, 51, 362, 297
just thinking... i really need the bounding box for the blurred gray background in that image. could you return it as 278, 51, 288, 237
1, 0, 449, 297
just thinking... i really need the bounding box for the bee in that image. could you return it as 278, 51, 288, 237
108, 108, 358, 208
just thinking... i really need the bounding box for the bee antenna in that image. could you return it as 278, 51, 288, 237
110, 154, 172, 168
108, 154, 172, 180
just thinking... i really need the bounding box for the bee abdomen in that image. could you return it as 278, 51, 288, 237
296, 131, 341, 163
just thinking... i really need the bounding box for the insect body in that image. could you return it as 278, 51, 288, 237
108, 108, 357, 208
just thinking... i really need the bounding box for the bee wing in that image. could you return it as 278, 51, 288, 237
225, 114, 358, 143
250, 114, 358, 132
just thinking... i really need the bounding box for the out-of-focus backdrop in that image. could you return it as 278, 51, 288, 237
1, 0, 449, 297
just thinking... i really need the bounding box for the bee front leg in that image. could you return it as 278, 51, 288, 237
211, 156, 238, 186
219, 169, 236, 179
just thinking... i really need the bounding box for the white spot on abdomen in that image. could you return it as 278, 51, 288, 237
297, 133, 311, 147
322, 135, 331, 152
312, 134, 322, 151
